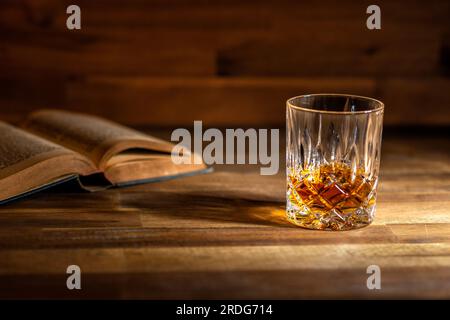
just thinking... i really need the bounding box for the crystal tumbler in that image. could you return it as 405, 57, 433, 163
286, 94, 384, 230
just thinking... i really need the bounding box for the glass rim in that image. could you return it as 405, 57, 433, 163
286, 93, 384, 115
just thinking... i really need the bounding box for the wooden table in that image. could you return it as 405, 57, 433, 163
0, 134, 449, 299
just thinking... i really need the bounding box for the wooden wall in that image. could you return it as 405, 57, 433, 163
0, 0, 449, 127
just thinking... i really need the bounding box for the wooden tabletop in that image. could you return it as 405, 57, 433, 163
0, 133, 449, 299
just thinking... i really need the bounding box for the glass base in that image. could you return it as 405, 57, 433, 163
286, 203, 375, 231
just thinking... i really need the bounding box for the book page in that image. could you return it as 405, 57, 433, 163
22, 110, 174, 168
0, 121, 98, 202
0, 122, 69, 179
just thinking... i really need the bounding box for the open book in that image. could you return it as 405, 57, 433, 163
0, 110, 208, 204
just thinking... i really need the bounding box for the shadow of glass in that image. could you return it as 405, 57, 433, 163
0, 184, 293, 228
120, 191, 293, 228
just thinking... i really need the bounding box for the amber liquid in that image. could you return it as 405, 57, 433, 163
287, 163, 376, 230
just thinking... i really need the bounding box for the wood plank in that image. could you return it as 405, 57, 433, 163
0, 211, 142, 229
0, 222, 447, 250
0, 43, 215, 77
1, 0, 448, 77
217, 25, 444, 77
1, 243, 449, 275
4, 0, 447, 31
215, 1, 449, 76
0, 225, 397, 250
64, 76, 449, 126
0, 0, 448, 125
380, 78, 450, 125
65, 76, 376, 126
388, 224, 450, 243
1, 76, 449, 126
0, 243, 448, 298
1, 267, 449, 299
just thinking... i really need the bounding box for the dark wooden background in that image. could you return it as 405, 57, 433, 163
0, 0, 449, 127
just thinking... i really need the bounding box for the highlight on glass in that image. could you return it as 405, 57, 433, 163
286, 94, 384, 231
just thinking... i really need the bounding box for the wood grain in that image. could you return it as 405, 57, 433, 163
65, 76, 376, 126
0, 133, 448, 299
0, 0, 449, 126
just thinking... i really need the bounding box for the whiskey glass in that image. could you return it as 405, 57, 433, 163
286, 94, 384, 230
